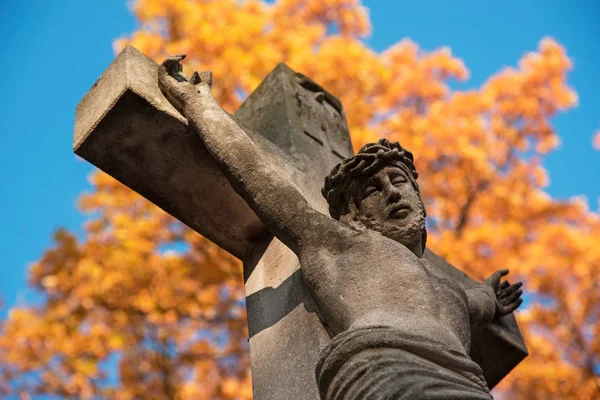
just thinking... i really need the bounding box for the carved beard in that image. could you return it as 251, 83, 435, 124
353, 205, 426, 251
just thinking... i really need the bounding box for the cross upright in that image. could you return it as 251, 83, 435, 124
74, 46, 527, 399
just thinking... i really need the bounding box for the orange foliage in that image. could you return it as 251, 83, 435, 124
1, 0, 598, 398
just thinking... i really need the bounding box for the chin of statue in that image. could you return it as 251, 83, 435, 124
354, 210, 425, 251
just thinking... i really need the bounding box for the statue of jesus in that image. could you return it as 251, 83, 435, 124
158, 55, 524, 400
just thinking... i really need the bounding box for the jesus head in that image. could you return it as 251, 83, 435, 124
322, 139, 427, 257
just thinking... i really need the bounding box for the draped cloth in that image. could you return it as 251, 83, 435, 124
315, 326, 493, 400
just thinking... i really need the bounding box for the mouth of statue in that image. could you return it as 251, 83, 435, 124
390, 204, 411, 219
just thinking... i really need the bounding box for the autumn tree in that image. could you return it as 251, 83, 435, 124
1, 0, 599, 398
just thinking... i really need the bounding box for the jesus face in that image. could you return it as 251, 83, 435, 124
355, 166, 426, 253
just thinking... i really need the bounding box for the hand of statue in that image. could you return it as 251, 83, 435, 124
483, 269, 524, 317
158, 54, 213, 116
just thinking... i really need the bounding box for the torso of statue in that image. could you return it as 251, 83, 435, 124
300, 228, 472, 354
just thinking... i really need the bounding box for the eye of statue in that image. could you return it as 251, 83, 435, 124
363, 184, 379, 198
391, 174, 407, 185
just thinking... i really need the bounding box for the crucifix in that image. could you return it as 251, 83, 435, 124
74, 46, 527, 399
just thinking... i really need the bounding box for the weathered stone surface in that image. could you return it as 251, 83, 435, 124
75, 46, 277, 259
424, 250, 527, 388
74, 46, 527, 399
235, 62, 354, 400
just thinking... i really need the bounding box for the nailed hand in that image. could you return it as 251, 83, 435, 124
158, 54, 213, 115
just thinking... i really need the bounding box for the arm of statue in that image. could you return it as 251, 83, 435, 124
466, 269, 523, 330
158, 55, 342, 254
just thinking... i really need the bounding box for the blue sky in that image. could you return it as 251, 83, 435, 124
0, 0, 598, 319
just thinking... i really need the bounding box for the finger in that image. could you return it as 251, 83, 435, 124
489, 271, 504, 289
499, 281, 510, 290
161, 54, 186, 71
494, 269, 509, 280
502, 298, 523, 315
502, 289, 523, 305
190, 71, 201, 85
199, 71, 212, 88
485, 271, 499, 285
499, 282, 523, 299
161, 55, 189, 83
165, 54, 186, 62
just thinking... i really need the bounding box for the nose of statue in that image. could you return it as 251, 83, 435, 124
386, 188, 401, 204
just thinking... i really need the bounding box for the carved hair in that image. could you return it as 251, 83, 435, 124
322, 139, 423, 220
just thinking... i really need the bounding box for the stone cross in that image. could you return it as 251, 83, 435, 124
74, 46, 527, 399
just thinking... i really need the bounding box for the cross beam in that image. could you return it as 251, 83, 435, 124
74, 46, 527, 398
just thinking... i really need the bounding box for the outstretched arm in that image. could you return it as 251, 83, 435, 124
158, 55, 337, 254
467, 269, 523, 330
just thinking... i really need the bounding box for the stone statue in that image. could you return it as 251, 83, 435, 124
158, 55, 524, 399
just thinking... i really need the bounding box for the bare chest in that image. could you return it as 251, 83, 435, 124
421, 259, 471, 350
301, 231, 471, 348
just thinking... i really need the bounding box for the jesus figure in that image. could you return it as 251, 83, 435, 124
158, 55, 523, 400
